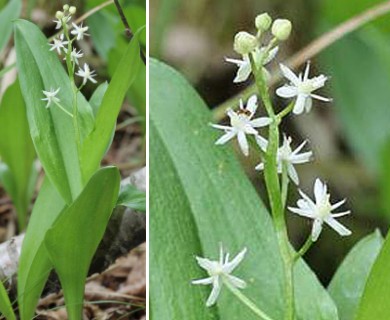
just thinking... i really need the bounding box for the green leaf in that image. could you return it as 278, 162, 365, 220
81, 34, 141, 181
14, 19, 95, 203
0, 280, 15, 320
89, 82, 108, 117
17, 179, 65, 320
328, 231, 383, 320
356, 229, 390, 319
0, 0, 21, 54
320, 27, 390, 174
150, 59, 338, 319
117, 184, 146, 211
44, 167, 120, 320
0, 80, 36, 230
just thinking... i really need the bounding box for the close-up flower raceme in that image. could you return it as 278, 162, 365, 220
0, 1, 146, 319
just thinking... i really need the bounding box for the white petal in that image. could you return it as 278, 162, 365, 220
226, 274, 247, 289
225, 57, 244, 66
255, 162, 264, 171
325, 217, 352, 237
331, 210, 351, 218
224, 247, 247, 273
255, 135, 268, 151
237, 131, 249, 156
263, 46, 279, 65
192, 277, 214, 285
210, 123, 232, 131
304, 97, 313, 113
195, 257, 215, 271
249, 117, 272, 128
331, 199, 346, 211
206, 278, 222, 307
311, 219, 323, 241
303, 61, 311, 80
246, 95, 258, 114
287, 164, 299, 185
279, 64, 301, 86
288, 206, 315, 218
314, 179, 326, 204
234, 63, 252, 83
290, 151, 313, 164
293, 94, 307, 115
215, 131, 237, 145
276, 85, 298, 98
311, 93, 332, 102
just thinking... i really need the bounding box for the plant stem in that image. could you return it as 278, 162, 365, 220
223, 279, 275, 320
277, 102, 294, 120
53, 101, 74, 118
281, 162, 289, 210
113, 0, 133, 39
293, 235, 314, 262
249, 53, 295, 320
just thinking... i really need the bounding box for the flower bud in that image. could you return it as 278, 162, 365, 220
255, 13, 272, 31
55, 11, 64, 19
233, 31, 257, 55
63, 4, 69, 11
271, 19, 292, 41
69, 6, 76, 14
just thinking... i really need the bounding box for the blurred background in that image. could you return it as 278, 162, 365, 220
150, 0, 390, 285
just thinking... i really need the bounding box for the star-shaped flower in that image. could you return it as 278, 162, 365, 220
49, 34, 68, 55
41, 88, 61, 108
76, 63, 97, 85
288, 178, 352, 241
255, 136, 313, 185
225, 46, 279, 83
192, 245, 247, 307
71, 23, 89, 41
211, 95, 271, 156
276, 62, 331, 115
67, 48, 84, 65
53, 15, 71, 30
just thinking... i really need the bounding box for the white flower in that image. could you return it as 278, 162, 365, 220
211, 95, 271, 156
288, 178, 352, 241
76, 63, 97, 85
276, 62, 331, 115
49, 34, 68, 54
225, 46, 278, 83
66, 48, 84, 65
255, 136, 313, 185
41, 88, 60, 108
71, 23, 89, 41
192, 245, 247, 307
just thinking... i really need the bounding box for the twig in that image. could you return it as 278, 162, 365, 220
213, 0, 390, 120
113, 0, 133, 39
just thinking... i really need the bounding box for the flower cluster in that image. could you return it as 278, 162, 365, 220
42, 4, 96, 113
195, 13, 352, 309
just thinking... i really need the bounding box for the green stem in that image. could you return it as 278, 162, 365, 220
249, 52, 295, 320
223, 279, 275, 320
277, 101, 294, 120
281, 162, 289, 210
53, 101, 74, 118
293, 235, 314, 262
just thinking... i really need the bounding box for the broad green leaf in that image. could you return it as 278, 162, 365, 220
17, 179, 65, 320
89, 82, 108, 117
81, 34, 141, 181
328, 231, 383, 320
44, 167, 120, 320
0, 0, 21, 54
14, 19, 95, 203
150, 59, 338, 320
0, 280, 15, 320
117, 184, 146, 211
0, 80, 36, 230
320, 28, 390, 174
356, 230, 390, 320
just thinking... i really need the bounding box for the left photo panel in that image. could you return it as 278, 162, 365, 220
0, 0, 146, 319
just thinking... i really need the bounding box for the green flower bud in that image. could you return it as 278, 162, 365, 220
55, 11, 64, 19
255, 13, 272, 31
63, 4, 69, 11
69, 6, 76, 14
233, 31, 257, 55
271, 19, 292, 41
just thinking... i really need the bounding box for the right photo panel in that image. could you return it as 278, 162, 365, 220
149, 1, 390, 319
